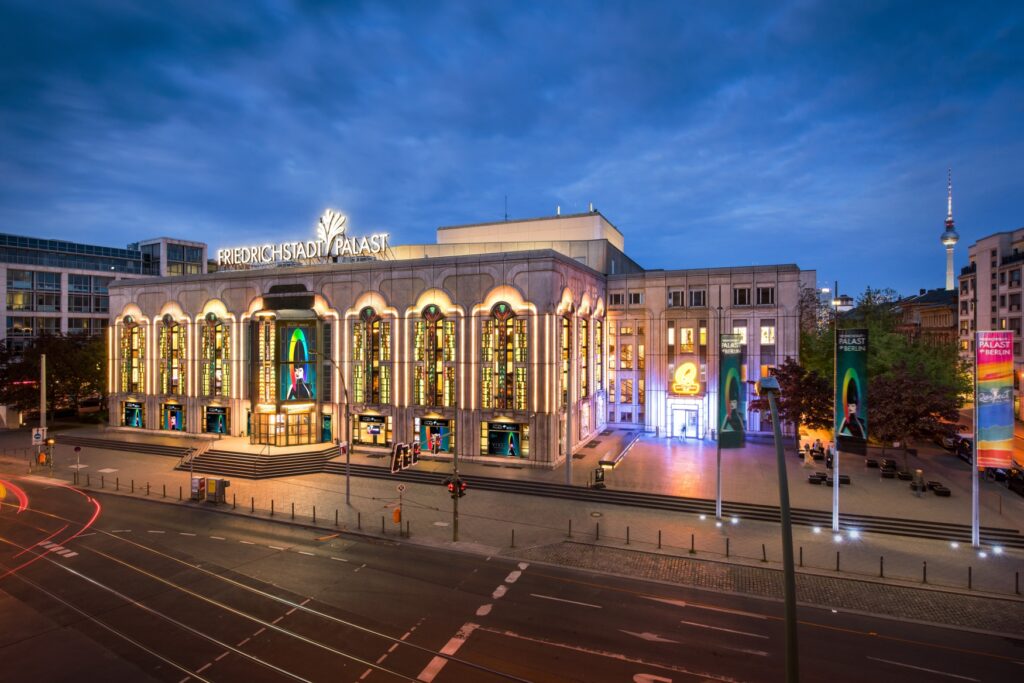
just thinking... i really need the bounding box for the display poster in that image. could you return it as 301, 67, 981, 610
205, 406, 227, 434
418, 418, 452, 454
487, 422, 521, 457
718, 334, 745, 449
124, 401, 143, 428
279, 325, 317, 401
835, 328, 868, 455
163, 404, 184, 431
976, 331, 1014, 469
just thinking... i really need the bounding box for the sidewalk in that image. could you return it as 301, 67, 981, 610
3, 436, 1022, 636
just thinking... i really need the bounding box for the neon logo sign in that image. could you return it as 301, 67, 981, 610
671, 362, 701, 395
217, 208, 390, 268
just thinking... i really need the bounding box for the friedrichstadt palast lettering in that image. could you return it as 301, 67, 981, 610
107, 208, 814, 468
216, 209, 389, 267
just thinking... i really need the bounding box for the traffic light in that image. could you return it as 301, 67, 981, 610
458, 478, 467, 498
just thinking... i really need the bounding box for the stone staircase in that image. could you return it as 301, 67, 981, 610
179, 445, 338, 479
56, 434, 193, 458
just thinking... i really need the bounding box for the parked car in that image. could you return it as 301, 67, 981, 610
1008, 469, 1024, 497
932, 428, 957, 451
956, 435, 974, 464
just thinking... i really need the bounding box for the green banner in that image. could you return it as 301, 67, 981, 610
835, 328, 868, 455
718, 333, 745, 449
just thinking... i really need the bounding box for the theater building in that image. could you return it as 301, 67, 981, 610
107, 209, 813, 467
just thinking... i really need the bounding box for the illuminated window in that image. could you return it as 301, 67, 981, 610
621, 343, 633, 370
732, 325, 748, 346
158, 316, 185, 396
413, 304, 456, 407
579, 318, 589, 398
482, 302, 528, 410
638, 378, 645, 405
699, 323, 707, 347
638, 343, 645, 371
594, 319, 603, 391
201, 314, 230, 397
679, 328, 694, 353
255, 317, 276, 403
620, 378, 633, 404
560, 316, 570, 407
667, 321, 675, 347
760, 324, 776, 345
119, 319, 145, 393
353, 307, 392, 405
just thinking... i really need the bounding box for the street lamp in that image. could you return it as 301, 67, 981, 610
757, 374, 799, 683
314, 350, 352, 505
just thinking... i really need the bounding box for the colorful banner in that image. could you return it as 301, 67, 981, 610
976, 331, 1014, 469
835, 328, 868, 455
718, 333, 745, 449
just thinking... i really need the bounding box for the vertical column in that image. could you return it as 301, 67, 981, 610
59, 272, 69, 334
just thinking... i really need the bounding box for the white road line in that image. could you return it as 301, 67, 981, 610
642, 595, 768, 620
330, 556, 347, 562
298, 551, 314, 556
679, 620, 768, 639
237, 637, 250, 647
272, 616, 283, 624
178, 676, 190, 683
195, 663, 212, 674
110, 529, 131, 533
210, 536, 225, 540
492, 585, 507, 599
286, 607, 297, 616
530, 593, 601, 609
300, 598, 311, 606
239, 540, 254, 544
214, 651, 229, 662
388, 643, 399, 653
253, 628, 266, 637
147, 530, 165, 534
518, 562, 529, 570
179, 532, 196, 537
866, 657, 979, 681
376, 654, 387, 664
505, 570, 522, 583
476, 604, 492, 616
400, 632, 410, 641
354, 563, 366, 572
417, 623, 479, 683
358, 669, 372, 680
268, 545, 285, 551
63, 552, 78, 558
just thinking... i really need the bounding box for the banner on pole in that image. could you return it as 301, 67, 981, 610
976, 331, 1013, 469
718, 333, 745, 449
835, 328, 868, 455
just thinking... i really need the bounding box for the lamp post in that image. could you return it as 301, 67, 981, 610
715, 284, 724, 521
831, 281, 841, 533
758, 374, 800, 683
316, 351, 352, 505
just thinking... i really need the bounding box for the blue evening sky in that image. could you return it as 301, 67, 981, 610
1, 1, 1021, 297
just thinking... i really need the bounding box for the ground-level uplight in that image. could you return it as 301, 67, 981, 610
848, 529, 860, 539
978, 551, 989, 559
950, 541, 959, 549
833, 534, 842, 543
730, 516, 739, 525
699, 514, 707, 521
813, 526, 822, 534
993, 546, 1004, 555
715, 521, 723, 528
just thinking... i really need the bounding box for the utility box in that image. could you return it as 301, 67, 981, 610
205, 477, 229, 504
190, 477, 206, 501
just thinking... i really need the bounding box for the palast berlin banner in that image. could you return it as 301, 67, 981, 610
835, 328, 868, 455
976, 331, 1014, 469
718, 333, 745, 449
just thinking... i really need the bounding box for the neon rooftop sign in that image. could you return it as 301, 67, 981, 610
216, 209, 389, 268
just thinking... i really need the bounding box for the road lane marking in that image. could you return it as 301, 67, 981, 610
298, 551, 314, 556
214, 652, 229, 662
210, 536, 225, 540
417, 622, 479, 683
478, 625, 741, 682
530, 593, 602, 609
330, 556, 347, 562
505, 570, 522, 583
866, 657, 979, 681
237, 637, 250, 647
492, 585, 507, 599
642, 595, 768, 620
518, 562, 529, 570
179, 532, 196, 536
110, 529, 131, 533
621, 630, 677, 643
354, 563, 366, 572
476, 604, 492, 616
239, 540, 254, 545
195, 663, 212, 674
147, 530, 165, 534
359, 670, 372, 680
388, 643, 399, 653
376, 654, 387, 664
268, 545, 285, 551
253, 628, 266, 637
679, 620, 768, 639
272, 616, 283, 624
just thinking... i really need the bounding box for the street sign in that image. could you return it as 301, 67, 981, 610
397, 483, 406, 493
31, 428, 47, 445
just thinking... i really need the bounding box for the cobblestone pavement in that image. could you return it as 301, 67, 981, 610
512, 541, 1024, 636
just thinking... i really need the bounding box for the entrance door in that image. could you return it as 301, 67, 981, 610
672, 407, 700, 439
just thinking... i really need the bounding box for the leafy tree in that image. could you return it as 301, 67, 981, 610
869, 360, 961, 462
751, 357, 832, 449
0, 334, 106, 419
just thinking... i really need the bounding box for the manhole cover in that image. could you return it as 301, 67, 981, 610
590, 511, 603, 518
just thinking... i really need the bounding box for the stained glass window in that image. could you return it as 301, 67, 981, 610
159, 317, 184, 396
120, 320, 145, 393
353, 307, 392, 405
481, 302, 528, 410
201, 315, 229, 397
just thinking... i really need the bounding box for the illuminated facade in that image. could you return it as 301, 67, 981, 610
108, 211, 813, 465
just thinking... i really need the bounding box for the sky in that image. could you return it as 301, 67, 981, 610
1, 1, 1021, 297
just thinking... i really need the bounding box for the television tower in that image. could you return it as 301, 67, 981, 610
940, 168, 959, 290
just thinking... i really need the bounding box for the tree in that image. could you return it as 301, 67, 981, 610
0, 334, 106, 419
751, 357, 832, 449
869, 360, 961, 462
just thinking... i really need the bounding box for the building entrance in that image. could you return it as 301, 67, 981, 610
251, 410, 317, 446
671, 406, 701, 439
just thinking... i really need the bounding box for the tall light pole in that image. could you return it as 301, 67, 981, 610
316, 350, 352, 505
759, 375, 800, 683
832, 280, 841, 533
715, 285, 724, 521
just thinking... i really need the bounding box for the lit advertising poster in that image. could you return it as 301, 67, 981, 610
835, 328, 868, 455
419, 418, 451, 453
976, 331, 1013, 469
718, 334, 745, 449
280, 325, 316, 401
488, 422, 521, 457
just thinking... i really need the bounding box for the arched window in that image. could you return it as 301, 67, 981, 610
560, 316, 570, 407
414, 304, 456, 407
594, 319, 603, 391
201, 313, 230, 397
119, 315, 145, 393
353, 307, 391, 405
481, 302, 527, 410
579, 318, 589, 398
158, 314, 184, 395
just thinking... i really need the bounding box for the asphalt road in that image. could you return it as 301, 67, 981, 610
1, 475, 1022, 682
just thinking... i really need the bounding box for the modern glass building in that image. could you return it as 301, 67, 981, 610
107, 210, 813, 467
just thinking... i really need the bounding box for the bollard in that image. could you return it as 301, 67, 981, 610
968, 566, 972, 590
689, 532, 695, 555
116, 477, 119, 491
102, 475, 105, 489
626, 526, 630, 545
313, 505, 316, 523
511, 528, 515, 548
836, 551, 840, 572
799, 546, 803, 567
381, 516, 385, 534
358, 512, 362, 530
162, 484, 166, 498
406, 520, 410, 538
146, 482, 150, 496
233, 493, 236, 509
880, 555, 884, 578
762, 543, 767, 563
179, 485, 182, 500
271, 500, 275, 517
251, 496, 255, 513
291, 502, 295, 520
87, 473, 90, 487
726, 538, 730, 558
596, 522, 600, 541
131, 479, 134, 493
568, 519, 573, 538
335, 509, 339, 527
923, 561, 928, 584
1016, 571, 1020, 595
